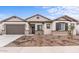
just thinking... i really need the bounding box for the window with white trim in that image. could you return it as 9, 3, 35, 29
37, 25, 42, 31
46, 24, 50, 29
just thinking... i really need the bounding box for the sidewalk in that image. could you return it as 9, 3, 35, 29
1, 46, 79, 53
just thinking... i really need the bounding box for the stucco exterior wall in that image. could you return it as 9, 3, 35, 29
25, 22, 52, 35
0, 17, 26, 34
43, 23, 52, 34
25, 22, 29, 35
70, 22, 77, 35
0, 22, 26, 34
26, 15, 52, 35
0, 22, 52, 35
52, 21, 70, 31
0, 23, 2, 34
52, 21, 77, 35
28, 23, 43, 31
0, 21, 77, 35
0, 15, 77, 35
76, 24, 79, 35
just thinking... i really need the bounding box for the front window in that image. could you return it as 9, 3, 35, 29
56, 22, 68, 31
61, 23, 65, 30
37, 25, 42, 31
46, 24, 50, 29
71, 23, 74, 26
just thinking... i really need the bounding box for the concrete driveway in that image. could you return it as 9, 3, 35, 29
0, 35, 23, 47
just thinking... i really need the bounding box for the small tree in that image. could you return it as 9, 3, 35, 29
68, 24, 75, 39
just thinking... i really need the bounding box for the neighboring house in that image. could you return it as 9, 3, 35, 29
0, 14, 78, 35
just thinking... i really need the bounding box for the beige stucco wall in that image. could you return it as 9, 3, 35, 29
26, 15, 52, 34
0, 22, 26, 34
0, 23, 3, 34
0, 21, 77, 35
26, 22, 52, 35
0, 17, 26, 34
25, 22, 29, 35
43, 23, 52, 34
0, 21, 52, 35
76, 24, 79, 35
29, 23, 43, 30
70, 22, 77, 35
52, 21, 77, 35
52, 21, 70, 31
0, 15, 77, 35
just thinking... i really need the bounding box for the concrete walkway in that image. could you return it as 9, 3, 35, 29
0, 46, 79, 53
0, 35, 23, 47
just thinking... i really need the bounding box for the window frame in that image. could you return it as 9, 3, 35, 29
37, 25, 42, 31
46, 24, 50, 29
56, 22, 68, 31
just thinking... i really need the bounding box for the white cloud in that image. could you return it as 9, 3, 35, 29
42, 6, 79, 20
42, 6, 52, 9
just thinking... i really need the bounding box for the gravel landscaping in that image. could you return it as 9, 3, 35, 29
5, 35, 79, 47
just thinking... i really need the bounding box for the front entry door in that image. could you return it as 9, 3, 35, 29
30, 24, 35, 34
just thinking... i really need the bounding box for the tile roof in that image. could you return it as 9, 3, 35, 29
1, 16, 25, 22
54, 15, 78, 22
25, 14, 52, 21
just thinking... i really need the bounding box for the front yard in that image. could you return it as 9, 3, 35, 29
5, 35, 79, 47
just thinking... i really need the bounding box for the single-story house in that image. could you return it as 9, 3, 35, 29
0, 14, 78, 35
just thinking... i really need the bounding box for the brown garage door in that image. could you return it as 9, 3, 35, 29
6, 24, 25, 34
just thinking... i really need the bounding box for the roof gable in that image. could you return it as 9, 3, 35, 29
54, 15, 78, 22
25, 14, 52, 22
1, 16, 25, 22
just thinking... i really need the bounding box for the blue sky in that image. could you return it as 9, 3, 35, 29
0, 6, 79, 20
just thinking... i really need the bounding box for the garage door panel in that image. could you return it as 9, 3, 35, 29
6, 24, 25, 34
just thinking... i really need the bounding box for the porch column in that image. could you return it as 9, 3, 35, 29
43, 23, 46, 34
1, 23, 5, 35
52, 22, 56, 31
73, 23, 76, 35
25, 22, 29, 35
0, 23, 3, 35
68, 22, 70, 30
